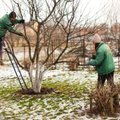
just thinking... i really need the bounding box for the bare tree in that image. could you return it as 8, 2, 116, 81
4, 0, 109, 93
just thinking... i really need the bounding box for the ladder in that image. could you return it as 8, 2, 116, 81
4, 41, 28, 91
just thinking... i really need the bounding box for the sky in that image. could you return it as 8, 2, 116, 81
0, 0, 120, 24
77, 0, 120, 24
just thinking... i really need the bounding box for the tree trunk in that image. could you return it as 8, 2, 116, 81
33, 63, 44, 93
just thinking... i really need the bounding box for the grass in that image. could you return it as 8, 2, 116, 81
1, 72, 119, 119
42, 79, 89, 98
0, 78, 90, 119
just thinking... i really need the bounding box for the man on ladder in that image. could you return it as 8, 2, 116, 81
0, 11, 24, 65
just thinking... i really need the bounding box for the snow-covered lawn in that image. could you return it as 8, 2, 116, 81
0, 65, 120, 119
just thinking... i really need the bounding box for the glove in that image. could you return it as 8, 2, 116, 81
19, 19, 25, 23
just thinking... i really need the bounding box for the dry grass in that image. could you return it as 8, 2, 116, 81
90, 85, 119, 116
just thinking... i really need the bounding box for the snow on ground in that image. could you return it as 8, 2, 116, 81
0, 64, 120, 119
0, 63, 118, 86
0, 64, 97, 87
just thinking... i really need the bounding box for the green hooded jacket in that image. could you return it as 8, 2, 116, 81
0, 14, 22, 38
88, 42, 115, 75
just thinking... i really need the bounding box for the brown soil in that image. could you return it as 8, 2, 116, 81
16, 87, 55, 95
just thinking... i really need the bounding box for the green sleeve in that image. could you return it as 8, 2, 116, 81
7, 25, 15, 32
6, 25, 21, 35
88, 50, 104, 66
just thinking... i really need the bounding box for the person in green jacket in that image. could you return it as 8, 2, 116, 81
88, 34, 115, 89
0, 11, 24, 65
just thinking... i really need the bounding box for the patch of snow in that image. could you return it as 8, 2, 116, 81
0, 63, 120, 119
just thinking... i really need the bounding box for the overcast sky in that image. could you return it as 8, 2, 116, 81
0, 0, 120, 24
